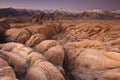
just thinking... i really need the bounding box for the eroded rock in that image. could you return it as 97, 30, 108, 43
34, 40, 58, 53
64, 41, 120, 80
0, 58, 18, 80
44, 45, 64, 66
25, 33, 45, 47
65, 39, 103, 48
5, 28, 31, 43
0, 42, 65, 80
34, 40, 64, 67
0, 22, 10, 34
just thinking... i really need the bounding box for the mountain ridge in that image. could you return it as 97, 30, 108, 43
0, 7, 120, 19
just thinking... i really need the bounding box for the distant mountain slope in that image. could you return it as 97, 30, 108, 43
0, 8, 41, 17
113, 9, 120, 14
76, 9, 120, 19
0, 8, 120, 19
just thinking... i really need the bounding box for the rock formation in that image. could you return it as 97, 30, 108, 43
0, 42, 65, 80
0, 22, 10, 43
4, 22, 63, 45
64, 40, 120, 80
0, 58, 18, 80
34, 40, 64, 67
0, 12, 120, 80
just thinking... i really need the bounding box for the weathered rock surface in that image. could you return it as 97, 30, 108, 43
35, 40, 58, 53
109, 38, 120, 45
0, 19, 120, 80
52, 20, 120, 45
0, 22, 10, 43
25, 60, 64, 80
5, 28, 31, 43
4, 22, 63, 46
25, 33, 45, 48
0, 22, 10, 34
0, 58, 18, 80
0, 42, 65, 80
65, 39, 102, 48
44, 45, 64, 66
35, 40, 64, 67
64, 41, 120, 80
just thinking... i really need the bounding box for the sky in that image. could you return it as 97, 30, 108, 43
0, 0, 120, 11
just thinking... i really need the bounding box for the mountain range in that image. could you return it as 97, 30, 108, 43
0, 7, 120, 19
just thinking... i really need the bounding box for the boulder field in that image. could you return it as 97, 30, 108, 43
0, 20, 120, 80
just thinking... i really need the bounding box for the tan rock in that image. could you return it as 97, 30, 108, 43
44, 45, 64, 66
24, 26, 49, 37
65, 40, 102, 48
34, 40, 65, 67
25, 60, 65, 80
34, 40, 58, 53
4, 22, 62, 44
0, 58, 18, 80
0, 42, 65, 80
5, 28, 31, 43
25, 34, 45, 47
109, 38, 120, 45
64, 45, 120, 80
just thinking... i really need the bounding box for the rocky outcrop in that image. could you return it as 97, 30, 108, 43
65, 39, 102, 48
35, 40, 64, 67
109, 38, 120, 45
0, 22, 10, 43
0, 22, 10, 33
64, 41, 120, 80
0, 58, 18, 80
0, 13, 120, 80
25, 33, 45, 48
5, 28, 31, 43
65, 23, 112, 40
0, 42, 65, 80
52, 21, 120, 44
35, 40, 58, 53
4, 23, 63, 45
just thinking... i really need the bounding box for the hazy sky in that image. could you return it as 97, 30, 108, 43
0, 0, 120, 10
